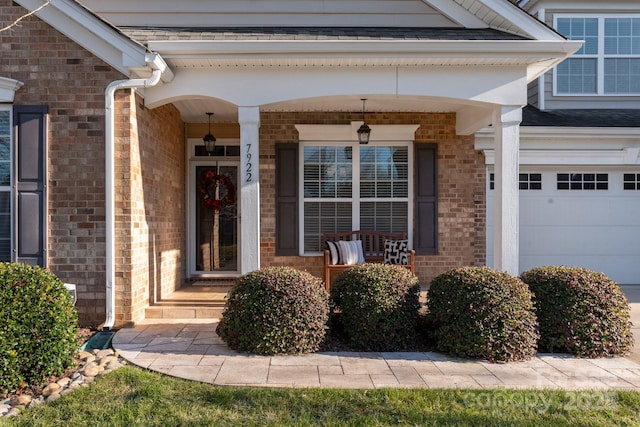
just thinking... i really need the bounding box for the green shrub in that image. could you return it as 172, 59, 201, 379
216, 267, 329, 355
0, 263, 79, 394
330, 264, 420, 351
427, 266, 539, 362
521, 266, 633, 357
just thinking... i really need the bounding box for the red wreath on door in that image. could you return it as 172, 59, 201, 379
198, 170, 235, 210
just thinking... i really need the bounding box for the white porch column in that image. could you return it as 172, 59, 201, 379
492, 106, 521, 275
238, 106, 260, 273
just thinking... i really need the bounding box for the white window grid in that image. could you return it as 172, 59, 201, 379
299, 141, 412, 255
553, 14, 640, 96
623, 173, 640, 190
557, 173, 609, 190
489, 172, 542, 191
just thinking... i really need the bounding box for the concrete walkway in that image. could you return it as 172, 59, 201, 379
112, 285, 640, 390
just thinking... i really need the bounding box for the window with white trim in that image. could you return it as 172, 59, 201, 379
488, 173, 542, 190
555, 15, 640, 95
0, 107, 11, 261
624, 173, 640, 190
302, 143, 409, 253
557, 173, 608, 190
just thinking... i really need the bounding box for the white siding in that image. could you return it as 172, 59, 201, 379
79, 0, 459, 28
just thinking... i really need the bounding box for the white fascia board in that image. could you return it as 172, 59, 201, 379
481, 148, 640, 165
296, 123, 420, 142
474, 0, 564, 40
149, 39, 582, 60
424, 0, 487, 28
477, 126, 640, 146
14, 0, 148, 76
476, 126, 640, 165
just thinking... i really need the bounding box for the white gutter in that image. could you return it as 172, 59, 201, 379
103, 53, 166, 330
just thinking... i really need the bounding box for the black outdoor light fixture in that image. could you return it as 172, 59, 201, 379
357, 98, 371, 144
203, 112, 216, 155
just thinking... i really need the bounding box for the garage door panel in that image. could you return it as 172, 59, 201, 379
520, 225, 640, 255
520, 197, 640, 225
520, 256, 639, 285
486, 169, 640, 285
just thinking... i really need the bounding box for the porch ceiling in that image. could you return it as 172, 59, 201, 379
176, 95, 474, 125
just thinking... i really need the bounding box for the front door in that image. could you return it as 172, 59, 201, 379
190, 160, 239, 276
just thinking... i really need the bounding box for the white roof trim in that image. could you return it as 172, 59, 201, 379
151, 39, 581, 59
480, 148, 640, 166
476, 126, 640, 165
424, 0, 487, 28
0, 77, 24, 103
14, 0, 149, 76
457, 0, 564, 40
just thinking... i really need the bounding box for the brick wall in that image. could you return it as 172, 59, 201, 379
259, 112, 486, 287
1, 1, 125, 325
113, 91, 185, 325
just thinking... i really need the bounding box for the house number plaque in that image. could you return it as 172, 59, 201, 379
244, 144, 253, 183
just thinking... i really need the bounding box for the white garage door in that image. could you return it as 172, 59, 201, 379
487, 168, 640, 284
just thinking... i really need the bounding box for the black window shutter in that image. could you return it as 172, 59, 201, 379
414, 143, 437, 255
13, 106, 48, 266
275, 143, 298, 255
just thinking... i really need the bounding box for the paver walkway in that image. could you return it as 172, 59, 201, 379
113, 318, 640, 390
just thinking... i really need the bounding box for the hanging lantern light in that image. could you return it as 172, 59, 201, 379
357, 99, 371, 144
203, 112, 216, 155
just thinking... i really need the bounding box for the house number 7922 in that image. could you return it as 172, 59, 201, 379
245, 143, 253, 182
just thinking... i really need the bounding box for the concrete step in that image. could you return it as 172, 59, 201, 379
145, 284, 231, 320
145, 305, 226, 319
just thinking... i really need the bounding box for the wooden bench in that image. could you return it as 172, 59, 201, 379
322, 230, 415, 290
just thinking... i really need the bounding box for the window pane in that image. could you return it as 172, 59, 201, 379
360, 146, 408, 199
558, 18, 598, 55
556, 58, 597, 94
360, 202, 408, 235
304, 146, 352, 199
0, 192, 10, 262
0, 135, 11, 186
605, 59, 640, 94
303, 201, 351, 252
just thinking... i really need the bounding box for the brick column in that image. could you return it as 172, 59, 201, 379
492, 106, 521, 275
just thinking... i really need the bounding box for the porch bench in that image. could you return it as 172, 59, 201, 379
322, 230, 415, 290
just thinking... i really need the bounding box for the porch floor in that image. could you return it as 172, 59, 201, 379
145, 283, 233, 320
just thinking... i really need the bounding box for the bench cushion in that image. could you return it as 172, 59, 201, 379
383, 239, 409, 266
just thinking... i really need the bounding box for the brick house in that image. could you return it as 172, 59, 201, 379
1, 0, 580, 327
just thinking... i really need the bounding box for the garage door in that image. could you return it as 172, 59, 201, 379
487, 168, 640, 284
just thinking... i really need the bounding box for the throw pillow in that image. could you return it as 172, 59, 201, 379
337, 240, 365, 265
326, 241, 341, 265
384, 239, 409, 265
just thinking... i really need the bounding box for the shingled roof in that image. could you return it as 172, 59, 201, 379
120, 27, 529, 44
522, 105, 640, 127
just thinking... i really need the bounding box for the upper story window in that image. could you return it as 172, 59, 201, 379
555, 15, 640, 95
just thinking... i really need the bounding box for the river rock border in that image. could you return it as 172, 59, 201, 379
0, 348, 126, 418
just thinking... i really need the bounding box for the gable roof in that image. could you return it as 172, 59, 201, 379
12, 0, 578, 90
121, 27, 529, 43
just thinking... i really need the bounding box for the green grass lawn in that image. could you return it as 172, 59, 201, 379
2, 365, 639, 427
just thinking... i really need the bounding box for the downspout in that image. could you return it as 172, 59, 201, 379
103, 55, 165, 330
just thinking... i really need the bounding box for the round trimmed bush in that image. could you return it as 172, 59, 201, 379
216, 267, 329, 355
330, 264, 420, 351
521, 266, 633, 357
427, 266, 539, 362
0, 263, 79, 394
